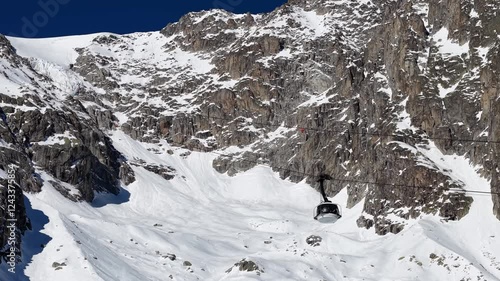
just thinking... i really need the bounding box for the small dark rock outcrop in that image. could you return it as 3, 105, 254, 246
226, 259, 263, 275
306, 235, 323, 247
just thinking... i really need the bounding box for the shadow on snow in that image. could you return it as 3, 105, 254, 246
91, 186, 131, 208
0, 196, 51, 281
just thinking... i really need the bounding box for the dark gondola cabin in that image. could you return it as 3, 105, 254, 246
313, 174, 342, 223
314, 202, 342, 223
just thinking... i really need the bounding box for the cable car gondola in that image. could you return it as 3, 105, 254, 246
313, 174, 342, 223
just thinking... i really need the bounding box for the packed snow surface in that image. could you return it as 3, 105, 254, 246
1, 130, 498, 281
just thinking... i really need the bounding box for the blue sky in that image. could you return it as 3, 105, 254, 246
1, 0, 287, 38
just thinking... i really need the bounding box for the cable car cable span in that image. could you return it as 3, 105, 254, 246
210, 151, 500, 196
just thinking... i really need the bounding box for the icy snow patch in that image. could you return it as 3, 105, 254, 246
275, 48, 294, 59
296, 9, 328, 38
298, 88, 333, 107
170, 48, 214, 74
8, 33, 107, 67
29, 58, 85, 97
395, 97, 417, 132
36, 131, 78, 146
374, 72, 392, 99
113, 112, 129, 126
433, 28, 469, 57
470, 9, 479, 18
438, 81, 460, 98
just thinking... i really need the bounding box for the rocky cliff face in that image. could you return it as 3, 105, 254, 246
0, 34, 135, 262
0, 0, 499, 259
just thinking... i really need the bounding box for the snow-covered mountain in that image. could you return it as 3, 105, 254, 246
1, 0, 500, 280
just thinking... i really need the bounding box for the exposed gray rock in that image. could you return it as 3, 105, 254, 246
49, 180, 80, 202
226, 259, 263, 275
130, 162, 176, 180
52, 261, 67, 268
163, 253, 176, 261
306, 235, 322, 247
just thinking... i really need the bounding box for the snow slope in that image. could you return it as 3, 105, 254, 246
7, 34, 109, 67
2, 130, 498, 281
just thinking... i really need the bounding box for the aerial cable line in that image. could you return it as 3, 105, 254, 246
210, 151, 500, 196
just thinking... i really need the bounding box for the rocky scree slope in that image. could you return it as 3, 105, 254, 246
0, 0, 500, 261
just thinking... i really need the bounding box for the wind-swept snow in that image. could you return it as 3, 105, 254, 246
7, 34, 107, 67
